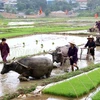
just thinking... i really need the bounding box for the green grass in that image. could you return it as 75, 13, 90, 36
92, 91, 100, 100
0, 26, 90, 39
0, 19, 9, 26
43, 68, 100, 98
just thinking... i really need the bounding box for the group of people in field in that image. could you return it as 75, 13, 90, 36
67, 35, 96, 71
0, 35, 96, 72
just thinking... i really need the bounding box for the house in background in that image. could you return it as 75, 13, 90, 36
4, 0, 17, 8
46, 0, 77, 4
0, 0, 4, 12
76, 0, 87, 10
47, 0, 54, 5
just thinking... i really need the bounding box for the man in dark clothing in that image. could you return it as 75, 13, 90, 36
96, 21, 100, 33
68, 41, 79, 71
0, 38, 10, 62
85, 35, 96, 60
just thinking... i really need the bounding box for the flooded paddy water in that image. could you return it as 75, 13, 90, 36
0, 34, 100, 99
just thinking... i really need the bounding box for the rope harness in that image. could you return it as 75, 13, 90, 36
16, 61, 29, 69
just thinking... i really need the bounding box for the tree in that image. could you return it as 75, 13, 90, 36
86, 0, 100, 16
87, 0, 100, 11
5, 5, 11, 13
48, 0, 72, 11
45, 8, 51, 16
25, 9, 32, 15
17, 0, 47, 14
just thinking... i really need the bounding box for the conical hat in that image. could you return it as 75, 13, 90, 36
69, 40, 75, 45
87, 35, 94, 39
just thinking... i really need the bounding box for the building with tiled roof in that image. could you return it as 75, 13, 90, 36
0, 0, 4, 12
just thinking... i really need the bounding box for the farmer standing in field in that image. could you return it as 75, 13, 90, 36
96, 21, 100, 33
84, 35, 96, 60
68, 40, 79, 71
0, 38, 10, 62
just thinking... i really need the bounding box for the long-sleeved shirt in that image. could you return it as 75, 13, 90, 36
68, 46, 78, 62
0, 43, 10, 57
85, 40, 96, 48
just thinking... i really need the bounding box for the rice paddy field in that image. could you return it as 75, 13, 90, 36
43, 68, 100, 98
0, 26, 90, 39
0, 17, 100, 100
0, 17, 99, 39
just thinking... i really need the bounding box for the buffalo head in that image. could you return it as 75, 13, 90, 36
1, 63, 13, 74
49, 46, 69, 66
1, 58, 16, 74
50, 50, 62, 63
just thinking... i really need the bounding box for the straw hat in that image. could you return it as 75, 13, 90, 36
87, 35, 94, 39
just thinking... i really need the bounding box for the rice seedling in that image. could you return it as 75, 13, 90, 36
43, 68, 100, 98
36, 40, 38, 44
23, 42, 25, 47
41, 44, 43, 48
43, 50, 46, 53
0, 25, 90, 39
92, 91, 100, 100
52, 42, 54, 45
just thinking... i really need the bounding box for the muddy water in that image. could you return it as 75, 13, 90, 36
54, 30, 90, 34
0, 34, 100, 99
8, 22, 34, 26
0, 34, 87, 61
17, 94, 73, 100
7, 22, 35, 28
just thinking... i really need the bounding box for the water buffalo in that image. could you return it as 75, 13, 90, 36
88, 27, 98, 32
1, 57, 53, 81
50, 45, 69, 66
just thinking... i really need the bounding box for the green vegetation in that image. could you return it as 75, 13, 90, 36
17, 0, 47, 15
16, 0, 100, 17
78, 11, 95, 17
0, 14, 4, 19
0, 26, 90, 39
0, 19, 9, 26
43, 68, 100, 98
0, 17, 99, 99
92, 91, 100, 100
0, 17, 99, 39
16, 0, 78, 15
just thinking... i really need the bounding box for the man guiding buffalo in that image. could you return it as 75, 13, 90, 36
0, 38, 10, 62
68, 40, 79, 71
84, 35, 96, 60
